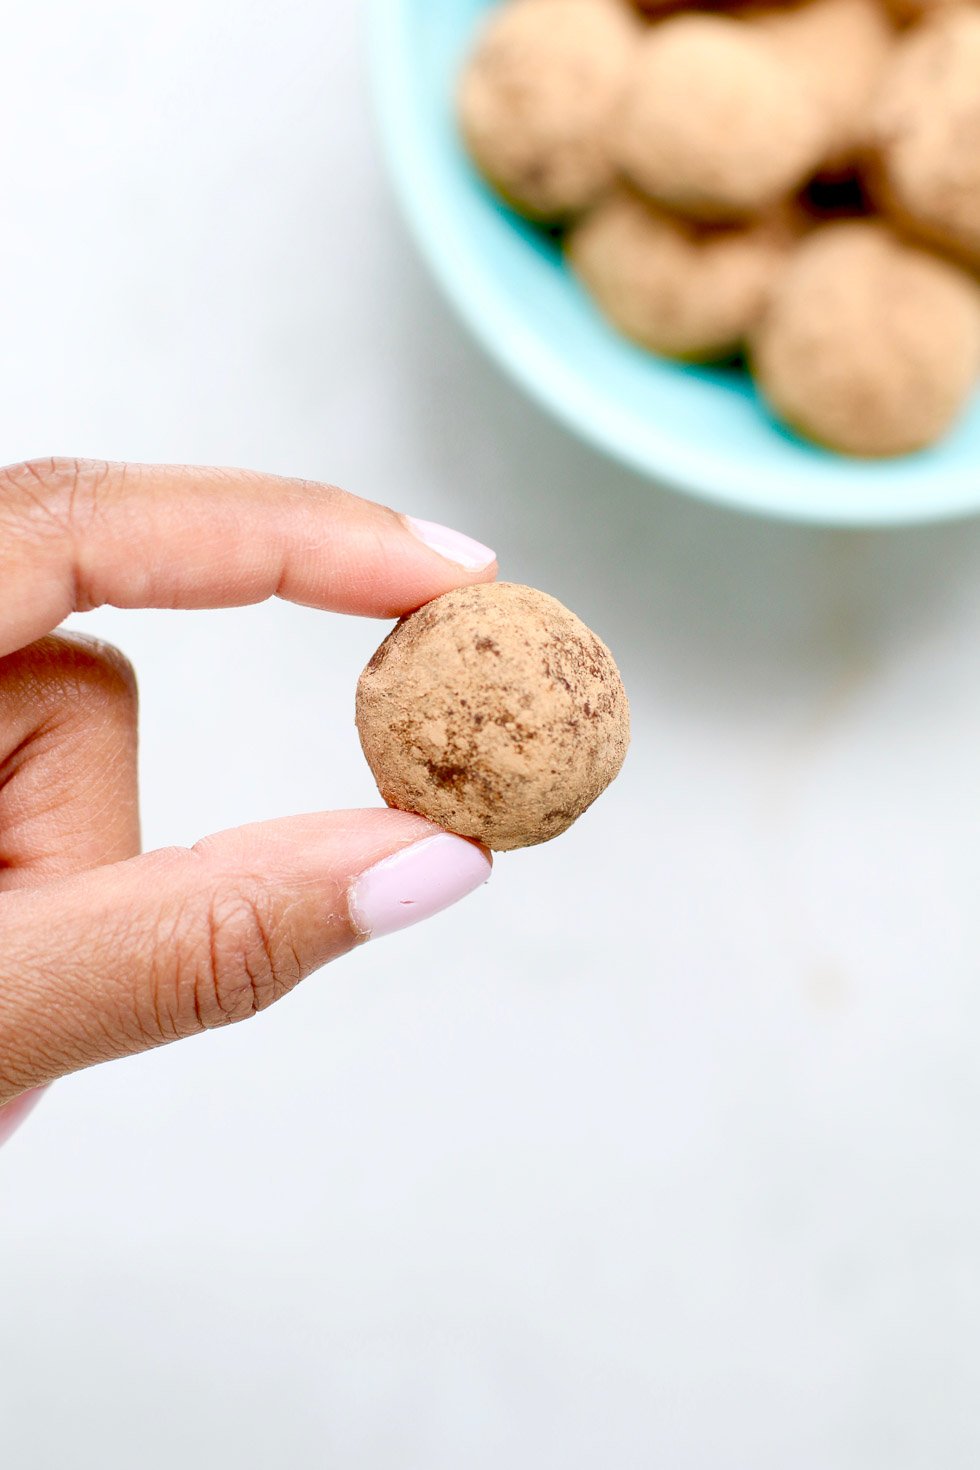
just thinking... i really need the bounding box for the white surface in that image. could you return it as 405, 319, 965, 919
2, 3, 980, 1467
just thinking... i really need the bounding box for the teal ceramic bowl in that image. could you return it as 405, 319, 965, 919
369, 0, 980, 525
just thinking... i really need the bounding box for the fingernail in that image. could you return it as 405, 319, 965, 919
404, 516, 496, 571
349, 833, 492, 940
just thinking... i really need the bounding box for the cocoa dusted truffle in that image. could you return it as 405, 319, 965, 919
758, 0, 894, 171
457, 0, 639, 221
882, 0, 964, 25
613, 14, 828, 220
356, 583, 630, 851
866, 7, 980, 268
751, 221, 980, 456
453, 0, 978, 457
568, 187, 793, 360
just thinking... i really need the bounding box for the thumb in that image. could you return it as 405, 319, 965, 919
0, 810, 491, 1102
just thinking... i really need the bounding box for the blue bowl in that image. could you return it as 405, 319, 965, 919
369, 0, 980, 525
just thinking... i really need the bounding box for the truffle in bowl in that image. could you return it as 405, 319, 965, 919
369, 0, 980, 525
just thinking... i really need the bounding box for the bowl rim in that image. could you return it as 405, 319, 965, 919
368, 0, 980, 528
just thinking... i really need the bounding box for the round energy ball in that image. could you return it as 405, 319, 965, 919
751, 221, 980, 455
568, 187, 793, 360
355, 583, 630, 852
882, 0, 968, 26
757, 0, 894, 170
613, 14, 828, 220
457, 0, 639, 221
867, 8, 980, 268
522, 0, 637, 8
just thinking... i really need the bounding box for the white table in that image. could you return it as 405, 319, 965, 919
3, 4, 980, 1466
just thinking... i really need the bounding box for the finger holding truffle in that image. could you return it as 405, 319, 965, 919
356, 583, 630, 852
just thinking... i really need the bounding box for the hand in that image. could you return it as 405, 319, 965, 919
0, 459, 496, 1123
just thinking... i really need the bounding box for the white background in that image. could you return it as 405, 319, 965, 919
3, 2, 980, 1466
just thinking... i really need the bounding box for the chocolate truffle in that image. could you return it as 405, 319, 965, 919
866, 7, 980, 268
568, 187, 793, 360
751, 220, 980, 455
613, 14, 828, 219
757, 0, 894, 170
356, 583, 630, 851
457, 0, 638, 220
882, 0, 966, 25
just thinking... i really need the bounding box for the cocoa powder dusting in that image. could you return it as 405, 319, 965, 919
355, 582, 630, 851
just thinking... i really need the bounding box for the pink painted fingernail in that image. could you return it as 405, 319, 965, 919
404, 516, 496, 571
349, 833, 492, 940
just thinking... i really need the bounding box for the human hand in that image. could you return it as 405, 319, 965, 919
0, 459, 496, 1123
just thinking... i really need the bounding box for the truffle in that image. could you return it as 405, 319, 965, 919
882, 0, 965, 25
613, 14, 828, 220
356, 583, 630, 851
866, 8, 980, 268
568, 187, 793, 360
751, 220, 980, 455
757, 0, 894, 171
457, 0, 638, 221
523, 0, 638, 7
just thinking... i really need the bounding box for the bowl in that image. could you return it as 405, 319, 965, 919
368, 0, 980, 526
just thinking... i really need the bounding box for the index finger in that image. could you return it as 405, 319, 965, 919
0, 458, 498, 657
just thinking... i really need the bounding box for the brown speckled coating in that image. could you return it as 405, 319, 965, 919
356, 583, 630, 851
613, 14, 828, 220
882, 0, 971, 26
751, 221, 980, 456
757, 0, 894, 171
457, 0, 638, 221
568, 187, 794, 360
866, 8, 980, 269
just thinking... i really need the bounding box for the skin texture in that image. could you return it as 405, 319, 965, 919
568, 187, 793, 360
613, 14, 828, 219
356, 583, 630, 851
457, 0, 639, 220
0, 458, 499, 1108
866, 8, 980, 268
752, 221, 980, 455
